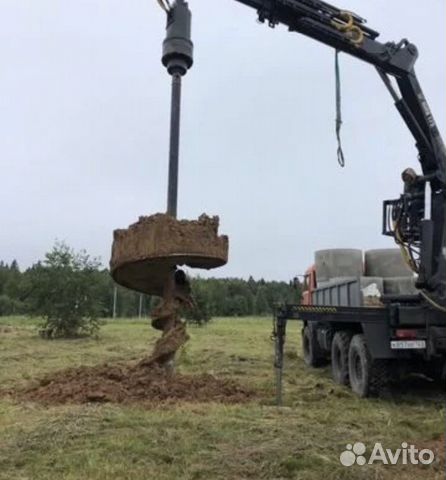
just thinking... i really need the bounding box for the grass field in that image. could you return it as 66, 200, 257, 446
0, 316, 444, 480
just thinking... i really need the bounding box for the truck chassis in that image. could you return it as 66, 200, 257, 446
273, 301, 446, 404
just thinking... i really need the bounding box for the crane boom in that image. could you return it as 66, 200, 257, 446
232, 0, 446, 307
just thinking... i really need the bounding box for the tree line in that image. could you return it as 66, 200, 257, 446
0, 243, 300, 323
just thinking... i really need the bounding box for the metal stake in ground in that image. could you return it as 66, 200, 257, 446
274, 315, 287, 406
161, 0, 194, 218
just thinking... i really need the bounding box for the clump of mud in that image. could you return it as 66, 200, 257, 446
110, 213, 229, 296
141, 323, 190, 366
16, 362, 256, 406
112, 213, 228, 263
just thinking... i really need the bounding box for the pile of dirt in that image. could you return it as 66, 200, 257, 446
16, 362, 256, 406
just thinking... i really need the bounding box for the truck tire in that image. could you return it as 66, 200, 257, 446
331, 331, 352, 385
348, 334, 388, 398
302, 325, 325, 368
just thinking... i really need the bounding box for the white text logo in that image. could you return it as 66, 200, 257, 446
340, 442, 435, 467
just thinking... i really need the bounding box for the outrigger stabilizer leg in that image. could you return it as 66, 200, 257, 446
273, 314, 288, 406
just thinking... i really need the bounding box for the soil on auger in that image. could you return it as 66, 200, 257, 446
109, 213, 229, 372
110, 213, 229, 297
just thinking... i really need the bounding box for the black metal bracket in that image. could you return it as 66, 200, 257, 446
271, 303, 391, 405
273, 313, 288, 406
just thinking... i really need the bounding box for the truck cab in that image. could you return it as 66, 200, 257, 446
302, 265, 317, 305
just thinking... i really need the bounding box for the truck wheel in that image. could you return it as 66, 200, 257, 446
331, 331, 352, 385
302, 325, 325, 368
348, 334, 388, 398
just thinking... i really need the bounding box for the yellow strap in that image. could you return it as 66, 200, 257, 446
331, 11, 365, 46
349, 25, 365, 45
331, 11, 354, 32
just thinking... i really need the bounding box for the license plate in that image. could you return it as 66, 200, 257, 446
391, 340, 426, 350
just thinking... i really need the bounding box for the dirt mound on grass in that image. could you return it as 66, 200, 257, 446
17, 362, 256, 406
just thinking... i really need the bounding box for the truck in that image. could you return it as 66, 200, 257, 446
295, 248, 445, 397
158, 0, 446, 401
229, 0, 446, 401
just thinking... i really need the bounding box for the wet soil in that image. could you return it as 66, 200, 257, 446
140, 323, 190, 367
110, 213, 228, 296
12, 362, 256, 407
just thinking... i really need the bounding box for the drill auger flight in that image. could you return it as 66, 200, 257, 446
110, 1, 228, 370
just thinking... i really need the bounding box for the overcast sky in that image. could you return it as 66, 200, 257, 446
1, 0, 445, 281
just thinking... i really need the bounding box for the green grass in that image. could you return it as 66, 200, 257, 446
0, 316, 444, 480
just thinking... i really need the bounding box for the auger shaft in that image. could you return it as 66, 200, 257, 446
161, 0, 194, 218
